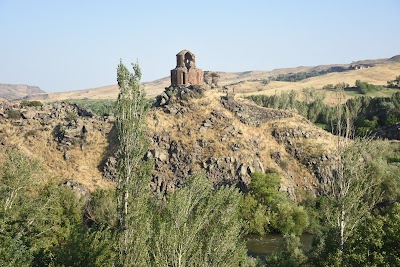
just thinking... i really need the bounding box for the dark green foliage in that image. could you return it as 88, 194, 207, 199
240, 194, 270, 235
387, 75, 400, 88
0, 234, 33, 267
273, 201, 309, 236
0, 150, 115, 266
377, 143, 400, 206
86, 189, 117, 228
51, 225, 115, 267
66, 99, 116, 117
21, 100, 43, 107
6, 108, 21, 119
270, 67, 348, 82
151, 173, 247, 266
309, 204, 400, 267
242, 172, 309, 236
382, 204, 400, 265
355, 79, 384, 94
307, 139, 400, 266
264, 234, 307, 267
351, 92, 400, 134
250, 171, 281, 205
249, 89, 400, 137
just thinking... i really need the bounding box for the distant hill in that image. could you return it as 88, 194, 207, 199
0, 83, 45, 100
24, 55, 400, 102
23, 79, 171, 101
389, 55, 400, 62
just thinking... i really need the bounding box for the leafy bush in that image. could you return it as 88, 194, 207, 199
355, 80, 384, 94
51, 225, 115, 267
0, 149, 118, 266
264, 234, 307, 267
240, 194, 270, 235
21, 100, 42, 107
243, 171, 309, 236
86, 189, 117, 228
387, 75, 400, 88
66, 99, 116, 116
66, 111, 78, 122
6, 109, 21, 119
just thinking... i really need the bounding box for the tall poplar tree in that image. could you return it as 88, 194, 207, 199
115, 60, 151, 266
311, 85, 384, 266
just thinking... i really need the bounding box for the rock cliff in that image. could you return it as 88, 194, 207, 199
144, 86, 337, 199
0, 87, 339, 199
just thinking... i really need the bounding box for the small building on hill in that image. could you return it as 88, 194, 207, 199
171, 50, 203, 86
349, 64, 374, 70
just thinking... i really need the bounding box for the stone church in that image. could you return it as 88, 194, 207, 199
170, 50, 203, 86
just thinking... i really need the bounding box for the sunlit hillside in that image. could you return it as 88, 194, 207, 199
25, 60, 400, 103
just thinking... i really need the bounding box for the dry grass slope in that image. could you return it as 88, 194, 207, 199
0, 114, 114, 191
26, 60, 400, 103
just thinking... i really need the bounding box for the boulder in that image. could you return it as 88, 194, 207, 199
21, 110, 37, 120
103, 156, 117, 181
61, 179, 89, 199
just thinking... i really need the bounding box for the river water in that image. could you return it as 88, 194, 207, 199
246, 233, 313, 257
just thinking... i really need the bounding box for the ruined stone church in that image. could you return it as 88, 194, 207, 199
170, 50, 203, 86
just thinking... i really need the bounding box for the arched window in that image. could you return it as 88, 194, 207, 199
184, 52, 193, 69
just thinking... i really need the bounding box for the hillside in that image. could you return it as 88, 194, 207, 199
143, 87, 338, 197
0, 87, 339, 200
25, 55, 400, 103
23, 81, 170, 102
0, 99, 114, 191
2, 55, 399, 195
0, 83, 45, 100
234, 63, 400, 103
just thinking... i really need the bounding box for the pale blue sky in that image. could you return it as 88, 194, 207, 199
1, 0, 399, 92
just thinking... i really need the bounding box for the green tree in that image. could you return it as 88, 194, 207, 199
250, 171, 281, 205
115, 60, 152, 266
240, 194, 270, 235
264, 234, 307, 267
310, 87, 385, 266
52, 225, 115, 267
0, 234, 33, 267
0, 150, 91, 266
0, 149, 41, 266
248, 172, 309, 236
87, 188, 118, 228
150, 173, 247, 267
340, 203, 400, 266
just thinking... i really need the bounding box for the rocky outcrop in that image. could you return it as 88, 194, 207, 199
204, 71, 220, 88
272, 125, 335, 192
61, 179, 90, 199
103, 155, 118, 182
221, 95, 293, 127
0, 100, 116, 192
0, 89, 333, 198
0, 100, 112, 161
155, 85, 205, 107
144, 87, 305, 195
147, 130, 265, 194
